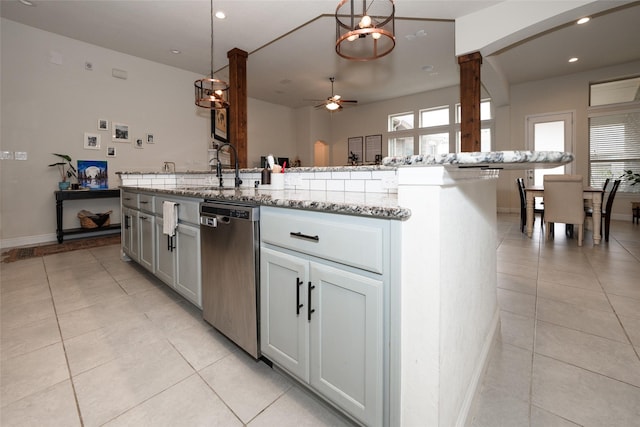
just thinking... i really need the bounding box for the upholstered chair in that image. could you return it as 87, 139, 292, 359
543, 175, 585, 246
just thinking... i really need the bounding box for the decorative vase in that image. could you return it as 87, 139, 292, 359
58, 181, 70, 190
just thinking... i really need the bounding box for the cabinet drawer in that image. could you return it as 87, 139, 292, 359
138, 193, 154, 213
155, 196, 200, 225
121, 191, 138, 208
260, 207, 386, 274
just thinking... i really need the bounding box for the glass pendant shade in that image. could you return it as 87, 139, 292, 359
336, 0, 395, 61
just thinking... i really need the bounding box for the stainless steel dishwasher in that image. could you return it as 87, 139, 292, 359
200, 200, 260, 358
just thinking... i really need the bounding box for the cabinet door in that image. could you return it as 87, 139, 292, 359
138, 213, 155, 272
154, 218, 175, 287
260, 247, 310, 382
122, 208, 139, 261
309, 262, 383, 427
175, 223, 202, 308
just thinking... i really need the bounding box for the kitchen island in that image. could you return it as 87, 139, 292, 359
117, 150, 572, 427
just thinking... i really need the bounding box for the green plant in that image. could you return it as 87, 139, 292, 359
48, 153, 77, 182
620, 169, 640, 186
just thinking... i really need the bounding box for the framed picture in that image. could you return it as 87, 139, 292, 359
146, 133, 154, 144
213, 108, 228, 143
106, 146, 116, 157
97, 119, 109, 131
134, 138, 143, 149
365, 134, 382, 163
112, 122, 130, 142
83, 132, 101, 150
77, 160, 108, 189
347, 136, 363, 164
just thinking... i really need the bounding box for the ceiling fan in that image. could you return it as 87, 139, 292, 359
315, 77, 358, 111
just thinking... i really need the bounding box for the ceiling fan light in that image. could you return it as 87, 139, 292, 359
326, 102, 340, 111
336, 0, 395, 61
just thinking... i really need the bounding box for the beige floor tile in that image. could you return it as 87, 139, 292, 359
536, 266, 601, 290
536, 296, 628, 343
0, 380, 80, 426
117, 273, 162, 295
0, 281, 51, 307
619, 314, 640, 348
530, 405, 581, 427
129, 285, 183, 313
478, 342, 532, 403
497, 261, 538, 280
49, 275, 128, 314
0, 296, 56, 330
1, 315, 61, 360
496, 273, 537, 296
535, 320, 640, 387
248, 385, 353, 427
0, 342, 69, 407
0, 258, 47, 289
601, 279, 640, 300
144, 300, 208, 336
199, 352, 292, 424
73, 340, 194, 426
100, 258, 146, 282
64, 313, 161, 376
90, 244, 122, 260
469, 386, 529, 427
43, 249, 100, 273
609, 294, 640, 319
166, 324, 236, 371
104, 374, 242, 427
46, 262, 110, 287
498, 310, 535, 351
497, 288, 536, 317
532, 354, 640, 427
536, 280, 612, 312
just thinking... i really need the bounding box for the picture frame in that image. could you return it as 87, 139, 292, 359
347, 136, 363, 164
134, 138, 143, 149
365, 134, 382, 163
97, 119, 109, 131
77, 160, 108, 189
106, 146, 116, 157
213, 108, 228, 143
112, 122, 130, 142
83, 132, 101, 150
145, 133, 154, 144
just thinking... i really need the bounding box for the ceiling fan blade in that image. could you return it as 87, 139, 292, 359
341, 100, 358, 104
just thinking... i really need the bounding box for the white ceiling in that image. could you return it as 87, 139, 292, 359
2, 0, 639, 108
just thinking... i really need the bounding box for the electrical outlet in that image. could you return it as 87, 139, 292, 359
0, 151, 14, 160
14, 151, 28, 160
381, 174, 398, 189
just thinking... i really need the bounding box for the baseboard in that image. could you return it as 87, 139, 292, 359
1, 233, 58, 250
456, 308, 501, 427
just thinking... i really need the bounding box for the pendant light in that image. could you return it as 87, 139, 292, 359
194, 0, 229, 109
335, 0, 395, 61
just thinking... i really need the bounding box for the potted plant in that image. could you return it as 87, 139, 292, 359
48, 153, 77, 190
620, 169, 640, 188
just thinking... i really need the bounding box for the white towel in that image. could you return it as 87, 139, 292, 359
163, 201, 178, 236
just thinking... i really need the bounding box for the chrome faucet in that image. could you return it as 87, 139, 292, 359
216, 143, 243, 188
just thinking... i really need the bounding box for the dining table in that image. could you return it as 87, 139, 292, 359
524, 185, 604, 244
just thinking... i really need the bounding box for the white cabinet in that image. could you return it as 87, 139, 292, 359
155, 217, 175, 286
260, 207, 388, 427
122, 207, 139, 261
138, 212, 155, 272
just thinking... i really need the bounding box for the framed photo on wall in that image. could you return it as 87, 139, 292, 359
107, 146, 116, 157
347, 136, 363, 164
146, 133, 155, 144
365, 134, 382, 163
83, 132, 101, 150
112, 122, 130, 142
213, 108, 228, 143
97, 119, 109, 131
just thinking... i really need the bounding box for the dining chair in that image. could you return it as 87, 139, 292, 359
543, 174, 585, 246
586, 179, 620, 242
516, 178, 544, 233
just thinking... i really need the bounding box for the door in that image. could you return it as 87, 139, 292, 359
525, 111, 575, 186
122, 208, 139, 261
154, 217, 175, 286
138, 213, 155, 272
309, 262, 383, 427
175, 223, 201, 308
260, 247, 310, 381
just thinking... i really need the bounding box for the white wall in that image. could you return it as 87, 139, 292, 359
0, 19, 296, 246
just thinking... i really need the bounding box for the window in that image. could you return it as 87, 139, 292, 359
420, 106, 449, 127
389, 112, 414, 131
420, 133, 449, 156
588, 76, 640, 192
455, 99, 493, 152
389, 136, 414, 157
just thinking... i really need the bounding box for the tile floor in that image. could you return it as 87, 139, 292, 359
1, 214, 639, 426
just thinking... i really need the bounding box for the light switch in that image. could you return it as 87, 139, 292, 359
14, 151, 28, 160
0, 151, 14, 160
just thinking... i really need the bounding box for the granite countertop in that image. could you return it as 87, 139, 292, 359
122, 185, 410, 220
383, 150, 574, 169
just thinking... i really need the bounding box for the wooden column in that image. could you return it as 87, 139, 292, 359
228, 48, 248, 167
458, 52, 482, 152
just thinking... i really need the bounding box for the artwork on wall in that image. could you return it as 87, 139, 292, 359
213, 108, 228, 143
83, 132, 101, 150
77, 160, 108, 189
112, 122, 130, 142
107, 147, 116, 157
135, 138, 143, 149
365, 134, 382, 163
347, 136, 363, 165
97, 119, 109, 131
146, 133, 154, 144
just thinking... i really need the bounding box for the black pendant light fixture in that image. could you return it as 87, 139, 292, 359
194, 0, 229, 109
335, 0, 395, 61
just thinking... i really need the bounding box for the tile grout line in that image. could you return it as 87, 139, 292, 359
43, 256, 85, 427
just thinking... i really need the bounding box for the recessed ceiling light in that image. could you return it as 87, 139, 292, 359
568, 57, 579, 63
576, 17, 590, 25
170, 49, 181, 54
19, 0, 35, 6
215, 11, 226, 19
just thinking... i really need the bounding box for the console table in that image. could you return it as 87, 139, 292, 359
55, 189, 121, 243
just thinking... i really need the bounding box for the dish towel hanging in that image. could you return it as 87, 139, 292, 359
163, 201, 178, 236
